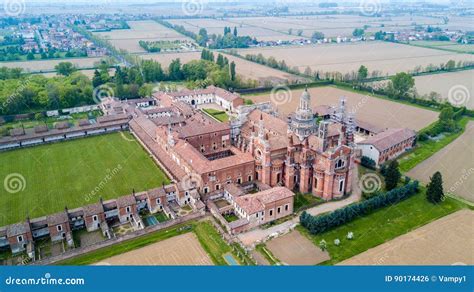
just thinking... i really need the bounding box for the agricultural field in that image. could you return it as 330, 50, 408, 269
413, 70, 474, 110
247, 86, 439, 131
407, 121, 474, 202
265, 230, 330, 265
410, 41, 474, 54
0, 132, 169, 226
0, 57, 103, 73
95, 233, 213, 265
237, 41, 474, 76
139, 51, 201, 67
230, 15, 443, 39
340, 210, 474, 265
94, 20, 191, 53
168, 18, 300, 42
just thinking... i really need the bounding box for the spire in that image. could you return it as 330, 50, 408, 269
299, 86, 311, 111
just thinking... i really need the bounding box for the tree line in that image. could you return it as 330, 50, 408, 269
300, 181, 419, 235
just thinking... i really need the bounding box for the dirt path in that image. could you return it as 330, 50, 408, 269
237, 166, 361, 246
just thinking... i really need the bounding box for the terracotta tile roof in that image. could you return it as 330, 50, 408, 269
78, 119, 91, 127
46, 211, 69, 226
6, 222, 30, 237
147, 187, 166, 199
166, 85, 241, 102
55, 121, 70, 130
355, 118, 384, 134
97, 113, 130, 124
359, 128, 416, 152
178, 122, 229, 138
224, 184, 246, 198
313, 105, 335, 116
34, 125, 48, 133
82, 202, 104, 217
10, 128, 25, 136
116, 194, 136, 208
235, 186, 295, 215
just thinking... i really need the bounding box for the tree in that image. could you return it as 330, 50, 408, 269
233, 26, 238, 37
352, 28, 365, 37
389, 72, 414, 98
357, 65, 368, 80
311, 31, 325, 41
445, 59, 456, 71
168, 58, 183, 81
426, 171, 444, 204
384, 160, 401, 191
438, 106, 456, 132
230, 61, 236, 81
26, 52, 35, 60
55, 62, 77, 76
92, 69, 103, 88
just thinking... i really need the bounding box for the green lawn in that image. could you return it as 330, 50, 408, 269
193, 220, 238, 265
223, 213, 239, 223
0, 132, 169, 226
398, 117, 470, 173
154, 212, 169, 223
297, 189, 466, 265
294, 192, 325, 212
202, 108, 229, 122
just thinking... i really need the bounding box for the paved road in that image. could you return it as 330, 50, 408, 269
237, 166, 362, 247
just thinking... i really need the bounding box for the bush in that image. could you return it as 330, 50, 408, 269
361, 156, 376, 170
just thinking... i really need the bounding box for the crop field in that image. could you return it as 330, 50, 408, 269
237, 42, 474, 76
407, 121, 474, 202
0, 57, 103, 73
247, 86, 438, 131
339, 210, 474, 265
139, 51, 201, 67
95, 233, 213, 265
168, 18, 300, 42
229, 15, 443, 39
410, 41, 474, 54
94, 20, 191, 53
413, 70, 474, 110
266, 230, 330, 265
0, 132, 169, 226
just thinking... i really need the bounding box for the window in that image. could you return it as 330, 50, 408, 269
126, 206, 131, 213
339, 180, 345, 192
314, 178, 318, 189
204, 187, 209, 194
256, 213, 259, 218
269, 210, 273, 216
156, 198, 161, 205
237, 178, 242, 184
277, 207, 281, 214
93, 215, 98, 222
285, 204, 289, 211
216, 184, 220, 190
17, 235, 23, 242
57, 225, 62, 232
336, 159, 345, 169
248, 175, 252, 182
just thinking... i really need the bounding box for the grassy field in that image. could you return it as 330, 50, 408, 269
193, 220, 238, 265
0, 132, 169, 226
398, 117, 470, 173
297, 188, 467, 265
294, 192, 325, 212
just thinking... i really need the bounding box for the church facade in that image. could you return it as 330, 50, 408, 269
234, 88, 356, 200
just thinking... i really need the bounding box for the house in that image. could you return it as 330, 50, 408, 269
116, 194, 138, 224
83, 201, 106, 232
357, 128, 417, 166
46, 210, 73, 246
146, 187, 167, 213
6, 221, 33, 256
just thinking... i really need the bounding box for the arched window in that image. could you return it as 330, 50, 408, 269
336, 159, 344, 169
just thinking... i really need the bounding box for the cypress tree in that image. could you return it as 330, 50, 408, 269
384, 160, 401, 191
426, 171, 444, 204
